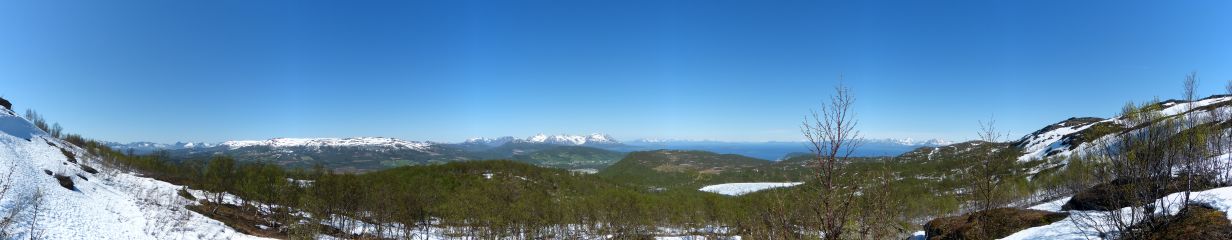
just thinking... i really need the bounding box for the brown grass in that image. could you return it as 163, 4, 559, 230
924, 208, 1068, 240
1133, 204, 1232, 240
1063, 176, 1219, 211
186, 201, 286, 238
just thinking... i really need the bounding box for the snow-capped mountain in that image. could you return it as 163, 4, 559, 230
520, 133, 620, 145
105, 141, 216, 154
464, 133, 622, 146
869, 138, 954, 147
462, 136, 517, 147
220, 137, 433, 151
0, 103, 263, 239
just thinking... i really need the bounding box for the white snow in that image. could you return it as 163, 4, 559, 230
1026, 197, 1071, 212
1159, 96, 1232, 116
221, 137, 433, 151
908, 231, 926, 240
1015, 119, 1105, 162
698, 182, 804, 196
0, 107, 268, 239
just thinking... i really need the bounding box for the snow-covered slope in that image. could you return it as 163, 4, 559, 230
221, 137, 433, 151
0, 107, 266, 239
1013, 95, 1232, 163
1013, 117, 1108, 162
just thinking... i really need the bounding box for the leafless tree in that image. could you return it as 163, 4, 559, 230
801, 80, 863, 240
971, 117, 1012, 213
1180, 71, 1200, 207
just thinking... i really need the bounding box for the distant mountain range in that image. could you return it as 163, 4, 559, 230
104, 133, 951, 172
459, 133, 621, 150
102, 141, 216, 154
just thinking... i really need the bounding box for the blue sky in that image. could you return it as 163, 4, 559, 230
2, 0, 1231, 143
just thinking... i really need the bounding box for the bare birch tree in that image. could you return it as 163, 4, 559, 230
802, 80, 863, 240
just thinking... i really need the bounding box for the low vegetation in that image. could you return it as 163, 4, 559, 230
924, 208, 1068, 240
1131, 204, 1232, 240
1062, 176, 1219, 211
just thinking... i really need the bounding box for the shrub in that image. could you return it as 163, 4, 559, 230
0, 96, 10, 110
60, 148, 77, 163
54, 175, 75, 190
80, 165, 98, 174
178, 187, 196, 201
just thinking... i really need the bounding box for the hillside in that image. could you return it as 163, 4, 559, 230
0, 101, 261, 239
598, 150, 800, 189
906, 95, 1232, 239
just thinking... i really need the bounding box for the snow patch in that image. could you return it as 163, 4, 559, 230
699, 182, 804, 196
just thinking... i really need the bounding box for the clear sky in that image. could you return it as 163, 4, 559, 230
2, 0, 1231, 143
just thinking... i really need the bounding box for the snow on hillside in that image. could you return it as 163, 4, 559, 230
221, 137, 433, 151
0, 107, 266, 239
699, 182, 804, 196
1001, 186, 1232, 240
1015, 96, 1232, 163
1014, 119, 1107, 162
1159, 95, 1232, 116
